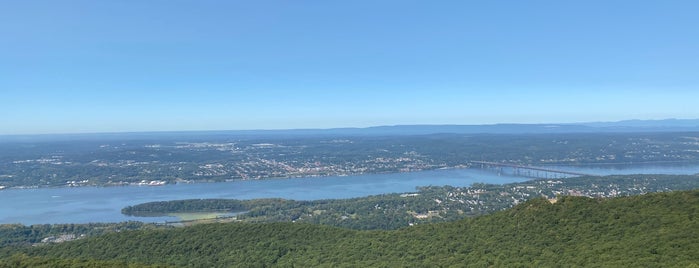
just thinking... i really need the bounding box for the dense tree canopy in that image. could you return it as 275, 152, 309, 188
4, 190, 697, 267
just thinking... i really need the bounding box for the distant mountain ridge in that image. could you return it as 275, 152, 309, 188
582, 118, 699, 128
358, 118, 699, 135
3, 119, 699, 141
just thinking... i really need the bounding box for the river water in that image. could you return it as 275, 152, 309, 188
0, 168, 524, 225
1, 163, 698, 225
548, 163, 699, 176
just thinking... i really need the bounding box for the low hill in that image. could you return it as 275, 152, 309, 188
5, 119, 699, 142
4, 190, 698, 267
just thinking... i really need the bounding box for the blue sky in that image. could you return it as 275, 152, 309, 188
2, 1, 698, 135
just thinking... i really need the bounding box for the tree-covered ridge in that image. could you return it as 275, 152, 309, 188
0, 254, 167, 268
122, 174, 699, 230
7, 190, 699, 267
0, 222, 164, 248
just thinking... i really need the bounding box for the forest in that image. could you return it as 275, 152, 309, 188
2, 190, 697, 267
0, 222, 161, 248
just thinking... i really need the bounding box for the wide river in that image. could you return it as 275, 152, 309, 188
2, 163, 699, 225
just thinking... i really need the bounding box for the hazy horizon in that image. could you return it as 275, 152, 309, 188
2, 118, 699, 137
3, 1, 698, 135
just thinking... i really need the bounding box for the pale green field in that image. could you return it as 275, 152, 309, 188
168, 212, 228, 221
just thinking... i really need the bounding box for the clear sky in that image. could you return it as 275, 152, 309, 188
2, 1, 698, 135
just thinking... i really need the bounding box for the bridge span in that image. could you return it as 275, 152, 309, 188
470, 161, 595, 178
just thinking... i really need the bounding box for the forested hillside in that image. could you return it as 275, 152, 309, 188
3, 190, 698, 267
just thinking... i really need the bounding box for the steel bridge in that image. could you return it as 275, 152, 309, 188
471, 161, 595, 178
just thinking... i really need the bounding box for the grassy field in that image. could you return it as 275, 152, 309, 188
168, 212, 228, 221
165, 212, 240, 226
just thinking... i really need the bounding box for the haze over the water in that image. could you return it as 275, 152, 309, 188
2, 1, 698, 135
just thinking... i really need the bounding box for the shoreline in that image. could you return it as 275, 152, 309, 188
4, 160, 699, 190
0, 166, 462, 190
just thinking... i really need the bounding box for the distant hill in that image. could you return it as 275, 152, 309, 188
355, 118, 699, 135
6, 190, 698, 267
3, 118, 699, 142
581, 118, 699, 129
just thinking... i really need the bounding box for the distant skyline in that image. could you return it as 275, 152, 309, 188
2, 1, 698, 135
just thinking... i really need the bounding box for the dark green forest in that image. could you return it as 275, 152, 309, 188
3, 190, 698, 267
0, 222, 161, 248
